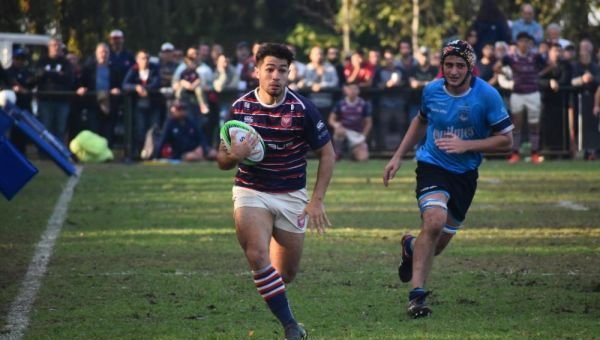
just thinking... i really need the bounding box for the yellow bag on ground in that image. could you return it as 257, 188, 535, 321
69, 130, 114, 163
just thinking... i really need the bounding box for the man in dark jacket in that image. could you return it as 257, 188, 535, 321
76, 43, 122, 146
35, 37, 74, 142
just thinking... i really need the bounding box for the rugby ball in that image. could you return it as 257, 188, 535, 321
220, 120, 265, 165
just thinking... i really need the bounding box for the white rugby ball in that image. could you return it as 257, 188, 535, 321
220, 120, 265, 165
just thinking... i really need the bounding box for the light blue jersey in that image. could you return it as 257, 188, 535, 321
416, 77, 513, 174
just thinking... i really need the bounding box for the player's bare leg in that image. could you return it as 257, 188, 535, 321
351, 142, 369, 162
407, 192, 448, 318
234, 207, 306, 338
234, 207, 274, 270
270, 228, 305, 283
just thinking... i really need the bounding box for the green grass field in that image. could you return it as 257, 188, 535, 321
1, 159, 599, 339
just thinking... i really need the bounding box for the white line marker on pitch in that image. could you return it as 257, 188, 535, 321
557, 200, 589, 211
2, 167, 82, 340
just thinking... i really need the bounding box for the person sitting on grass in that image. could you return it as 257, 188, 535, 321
154, 100, 215, 162
328, 82, 372, 161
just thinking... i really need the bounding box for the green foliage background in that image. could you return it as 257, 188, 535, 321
1, 0, 598, 60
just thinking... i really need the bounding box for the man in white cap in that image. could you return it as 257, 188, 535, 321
159, 42, 177, 89
108, 29, 135, 85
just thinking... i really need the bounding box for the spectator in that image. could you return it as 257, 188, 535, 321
35, 37, 74, 143
511, 3, 544, 46
108, 29, 135, 85
210, 43, 224, 70
173, 47, 210, 127
367, 48, 382, 150
76, 43, 122, 145
571, 40, 600, 160
408, 47, 438, 121
122, 50, 161, 159
344, 50, 374, 88
562, 44, 577, 67
396, 39, 417, 75
155, 100, 213, 162
326, 46, 346, 85
212, 53, 239, 134
545, 23, 573, 49
198, 42, 212, 69
495, 31, 546, 164
470, 0, 511, 59
6, 49, 36, 153
477, 43, 497, 84
377, 49, 409, 150
158, 42, 178, 90
537, 40, 550, 62
493, 41, 514, 106
465, 29, 479, 55
302, 46, 339, 120
158, 42, 178, 124
108, 29, 135, 141
538, 43, 572, 151
286, 44, 306, 91
328, 83, 372, 161
234, 41, 256, 91
430, 50, 441, 69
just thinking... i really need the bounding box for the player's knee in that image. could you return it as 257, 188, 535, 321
422, 211, 446, 234
244, 247, 270, 267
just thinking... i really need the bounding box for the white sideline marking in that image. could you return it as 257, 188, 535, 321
557, 200, 589, 211
2, 167, 82, 340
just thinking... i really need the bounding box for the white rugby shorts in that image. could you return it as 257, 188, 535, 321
232, 186, 308, 233
510, 92, 541, 124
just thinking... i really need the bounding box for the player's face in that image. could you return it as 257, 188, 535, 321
442, 55, 469, 89
256, 56, 289, 99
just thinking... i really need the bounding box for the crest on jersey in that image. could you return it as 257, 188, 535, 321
458, 107, 470, 122
281, 114, 293, 128
244, 115, 254, 124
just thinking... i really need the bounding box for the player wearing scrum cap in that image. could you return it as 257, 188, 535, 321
383, 40, 514, 318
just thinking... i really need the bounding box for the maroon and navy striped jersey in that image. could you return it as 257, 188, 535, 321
230, 88, 331, 192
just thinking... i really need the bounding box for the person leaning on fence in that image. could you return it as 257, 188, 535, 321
76, 43, 122, 146
34, 37, 74, 144
377, 49, 409, 150
300, 46, 339, 120
571, 39, 600, 160
537, 43, 573, 151
212, 53, 240, 134
122, 50, 161, 160
328, 82, 372, 161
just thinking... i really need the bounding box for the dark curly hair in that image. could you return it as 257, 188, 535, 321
255, 43, 294, 66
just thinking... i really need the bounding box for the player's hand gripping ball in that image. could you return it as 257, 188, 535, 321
220, 120, 265, 165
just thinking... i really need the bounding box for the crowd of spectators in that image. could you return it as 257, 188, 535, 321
1, 2, 599, 162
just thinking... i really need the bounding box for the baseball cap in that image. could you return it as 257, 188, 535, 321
13, 48, 27, 58
161, 42, 174, 51
109, 30, 124, 39
171, 100, 187, 110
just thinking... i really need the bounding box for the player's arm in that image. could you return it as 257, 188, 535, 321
383, 114, 428, 186
435, 131, 513, 154
216, 132, 259, 170
216, 141, 239, 170
304, 141, 335, 234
